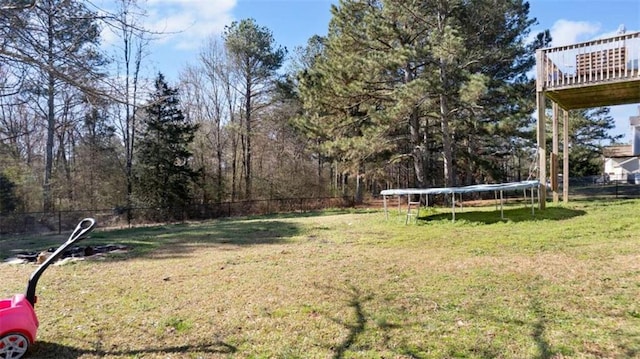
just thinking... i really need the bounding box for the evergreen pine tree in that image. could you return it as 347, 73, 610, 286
135, 73, 199, 218
298, 0, 543, 189
223, 18, 286, 199
0, 173, 18, 214
566, 107, 622, 177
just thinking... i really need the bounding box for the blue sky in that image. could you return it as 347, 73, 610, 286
100, 0, 640, 141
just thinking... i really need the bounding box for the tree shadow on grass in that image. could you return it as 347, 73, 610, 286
323, 284, 442, 359
530, 296, 554, 359
31, 340, 236, 358
1, 213, 317, 261
421, 206, 586, 224
252, 208, 376, 220
133, 219, 301, 259
328, 285, 372, 359
321, 282, 577, 359
95, 218, 302, 245
12, 218, 307, 262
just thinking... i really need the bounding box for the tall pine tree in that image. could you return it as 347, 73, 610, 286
135, 73, 199, 218
298, 0, 542, 189
223, 19, 286, 199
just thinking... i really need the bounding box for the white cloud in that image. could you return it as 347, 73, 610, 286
550, 19, 601, 47
146, 0, 236, 49
95, 0, 236, 51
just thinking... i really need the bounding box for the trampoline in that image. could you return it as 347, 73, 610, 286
380, 180, 541, 222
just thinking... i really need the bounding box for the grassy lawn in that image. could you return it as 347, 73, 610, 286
1, 199, 639, 358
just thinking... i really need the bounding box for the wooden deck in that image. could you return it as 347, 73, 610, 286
537, 32, 640, 110
536, 31, 640, 208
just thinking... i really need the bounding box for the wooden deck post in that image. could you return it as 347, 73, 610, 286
536, 50, 547, 209
552, 102, 559, 203
536, 92, 547, 209
563, 109, 570, 203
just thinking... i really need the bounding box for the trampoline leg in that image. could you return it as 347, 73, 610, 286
500, 190, 504, 220
531, 188, 535, 216
451, 193, 456, 222
383, 195, 388, 220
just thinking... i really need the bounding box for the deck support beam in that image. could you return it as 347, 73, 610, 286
536, 49, 547, 210
536, 91, 547, 210
563, 109, 569, 203
552, 102, 559, 203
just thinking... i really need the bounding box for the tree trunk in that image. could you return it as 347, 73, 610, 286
56, 128, 73, 203
216, 123, 223, 203
439, 92, 455, 187
404, 64, 426, 188
465, 136, 474, 185
244, 73, 252, 199
317, 149, 323, 191
230, 114, 238, 202
43, 10, 55, 213
409, 108, 425, 188
120, 1, 145, 222
355, 163, 364, 205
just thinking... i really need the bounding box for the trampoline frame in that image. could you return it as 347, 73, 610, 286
380, 180, 541, 222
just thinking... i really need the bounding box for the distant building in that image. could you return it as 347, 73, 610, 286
603, 107, 640, 183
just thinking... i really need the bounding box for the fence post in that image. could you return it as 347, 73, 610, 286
58, 210, 62, 234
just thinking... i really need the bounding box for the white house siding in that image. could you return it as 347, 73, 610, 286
605, 157, 640, 182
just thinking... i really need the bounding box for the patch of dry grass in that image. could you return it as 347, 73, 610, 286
1, 201, 639, 358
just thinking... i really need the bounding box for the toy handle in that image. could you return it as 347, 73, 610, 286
25, 218, 97, 306
65, 218, 96, 246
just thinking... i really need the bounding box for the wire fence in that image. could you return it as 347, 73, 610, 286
566, 179, 640, 198
3, 178, 640, 236
0, 196, 355, 236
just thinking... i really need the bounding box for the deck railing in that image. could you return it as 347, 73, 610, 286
539, 31, 640, 90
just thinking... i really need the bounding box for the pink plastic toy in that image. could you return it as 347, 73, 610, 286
0, 218, 96, 359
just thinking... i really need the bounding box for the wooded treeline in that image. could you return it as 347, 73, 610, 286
0, 0, 620, 218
